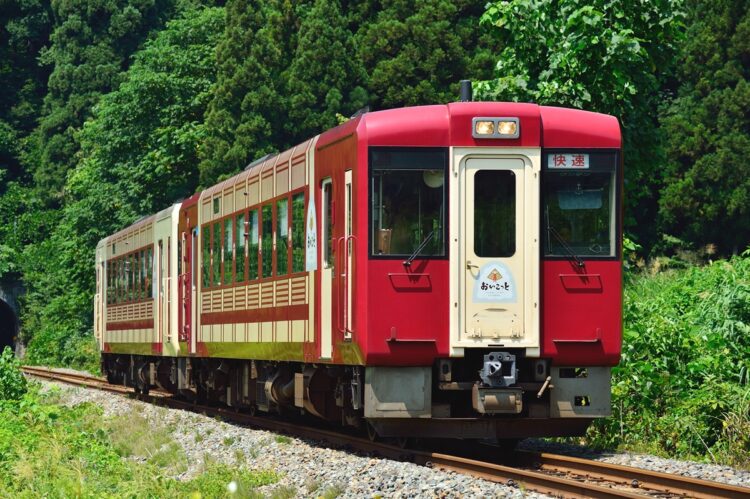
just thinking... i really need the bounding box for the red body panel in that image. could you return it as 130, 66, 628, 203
364, 260, 450, 365
540, 106, 621, 149
541, 260, 622, 365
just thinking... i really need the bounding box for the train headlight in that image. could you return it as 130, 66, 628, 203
472, 117, 520, 139
474, 120, 495, 136
497, 120, 518, 136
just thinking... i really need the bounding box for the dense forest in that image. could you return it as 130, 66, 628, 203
0, 0, 748, 462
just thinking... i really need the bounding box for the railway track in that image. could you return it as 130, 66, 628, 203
23, 366, 750, 499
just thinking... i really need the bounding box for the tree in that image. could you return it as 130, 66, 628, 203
0, 0, 53, 183
285, 0, 368, 142
32, 0, 176, 198
20, 6, 225, 368
658, 0, 750, 254
356, 0, 494, 108
475, 0, 683, 249
199, 0, 296, 187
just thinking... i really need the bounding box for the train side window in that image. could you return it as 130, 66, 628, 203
108, 261, 113, 304
276, 197, 289, 276
106, 262, 112, 305
212, 222, 221, 287
291, 192, 305, 273
201, 226, 210, 289
235, 213, 246, 283
119, 258, 124, 304
474, 170, 516, 257
223, 217, 233, 285
147, 246, 154, 298
139, 250, 146, 299
248, 209, 259, 280
261, 205, 273, 278
134, 251, 141, 300
128, 254, 134, 302
132, 253, 137, 301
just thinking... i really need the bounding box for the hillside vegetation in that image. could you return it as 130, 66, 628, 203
0, 0, 748, 467
588, 256, 750, 467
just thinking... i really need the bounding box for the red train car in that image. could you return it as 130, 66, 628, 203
96, 99, 622, 440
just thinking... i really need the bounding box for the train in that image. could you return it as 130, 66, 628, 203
95, 93, 622, 441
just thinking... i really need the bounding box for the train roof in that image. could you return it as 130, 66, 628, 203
341, 102, 621, 149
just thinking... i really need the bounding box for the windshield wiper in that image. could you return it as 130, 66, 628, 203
403, 230, 435, 267
546, 222, 585, 269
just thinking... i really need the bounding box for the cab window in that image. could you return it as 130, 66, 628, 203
543, 152, 617, 257
369, 148, 448, 257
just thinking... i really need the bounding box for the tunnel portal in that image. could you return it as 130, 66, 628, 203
0, 299, 16, 353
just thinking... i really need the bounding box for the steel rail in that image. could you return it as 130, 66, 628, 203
514, 450, 750, 499
22, 366, 750, 499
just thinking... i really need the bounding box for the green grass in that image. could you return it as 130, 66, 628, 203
274, 435, 292, 445
0, 381, 279, 498
584, 256, 750, 468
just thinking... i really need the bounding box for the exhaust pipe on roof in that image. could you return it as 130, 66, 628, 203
459, 80, 472, 102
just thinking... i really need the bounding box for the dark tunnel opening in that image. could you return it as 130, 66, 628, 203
0, 299, 17, 353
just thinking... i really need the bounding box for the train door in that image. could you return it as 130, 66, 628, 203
179, 230, 192, 349
190, 228, 198, 353
461, 157, 529, 342
155, 240, 162, 343
94, 259, 104, 347
341, 169, 353, 338
179, 209, 198, 355
320, 178, 333, 358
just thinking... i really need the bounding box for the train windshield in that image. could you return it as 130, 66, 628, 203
543, 153, 617, 258
370, 148, 448, 257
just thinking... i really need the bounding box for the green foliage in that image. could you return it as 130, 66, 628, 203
19, 6, 225, 372
0, 347, 27, 401
357, 0, 494, 109
199, 0, 295, 186
476, 0, 683, 248
587, 258, 750, 467
658, 0, 750, 254
32, 0, 176, 196
0, 386, 279, 497
0, 0, 51, 190
285, 0, 368, 141
0, 182, 56, 279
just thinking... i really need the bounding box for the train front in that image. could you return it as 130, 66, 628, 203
359, 101, 622, 439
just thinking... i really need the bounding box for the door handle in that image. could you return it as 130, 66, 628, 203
466, 261, 479, 270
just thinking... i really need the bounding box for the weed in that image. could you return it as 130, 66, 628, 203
274, 435, 292, 445
270, 485, 297, 499
148, 441, 188, 475
223, 436, 235, 446
106, 412, 172, 459
319, 483, 344, 498
305, 478, 320, 494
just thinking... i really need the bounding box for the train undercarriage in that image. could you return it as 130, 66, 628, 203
101, 350, 606, 441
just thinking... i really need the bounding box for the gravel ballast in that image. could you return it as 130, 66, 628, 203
38, 378, 750, 497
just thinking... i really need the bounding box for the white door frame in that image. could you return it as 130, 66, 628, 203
320, 178, 333, 359
449, 148, 541, 355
